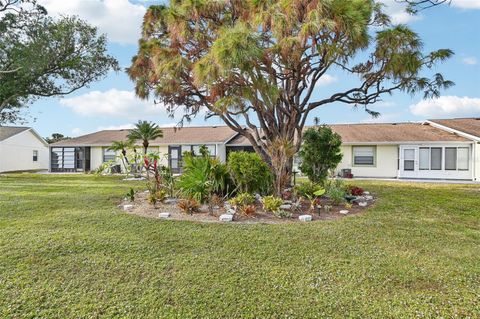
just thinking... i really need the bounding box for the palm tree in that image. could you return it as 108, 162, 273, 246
108, 140, 133, 173
127, 120, 163, 155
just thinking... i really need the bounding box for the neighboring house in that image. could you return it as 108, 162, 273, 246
0, 126, 49, 173
48, 118, 480, 181
49, 126, 241, 173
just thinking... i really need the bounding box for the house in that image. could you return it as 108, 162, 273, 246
0, 126, 49, 173
48, 118, 480, 181
49, 126, 242, 173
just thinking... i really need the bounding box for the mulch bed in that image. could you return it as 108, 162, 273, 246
119, 191, 375, 224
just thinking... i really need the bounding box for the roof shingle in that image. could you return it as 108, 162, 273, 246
0, 126, 30, 142
429, 118, 480, 138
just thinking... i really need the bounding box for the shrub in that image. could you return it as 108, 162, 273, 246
298, 125, 343, 184
273, 209, 292, 218
229, 192, 255, 207
239, 204, 256, 216
125, 188, 135, 202
346, 185, 364, 196
147, 189, 166, 205
227, 151, 272, 194
177, 151, 233, 203
295, 181, 325, 199
178, 198, 200, 215
262, 196, 283, 213
327, 187, 346, 205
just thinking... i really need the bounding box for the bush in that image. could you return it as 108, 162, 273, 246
272, 209, 292, 219
299, 125, 343, 184
239, 204, 256, 216
295, 181, 325, 199
262, 196, 283, 213
125, 188, 135, 202
178, 198, 200, 215
177, 151, 233, 203
227, 151, 272, 194
229, 192, 255, 207
346, 185, 364, 196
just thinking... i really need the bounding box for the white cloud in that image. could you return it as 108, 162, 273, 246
60, 89, 167, 119
38, 0, 146, 45
315, 74, 338, 87
462, 56, 477, 65
452, 0, 480, 9
410, 96, 480, 117
379, 0, 423, 24
97, 124, 136, 131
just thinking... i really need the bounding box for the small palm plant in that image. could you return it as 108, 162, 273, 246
109, 140, 133, 173
127, 120, 163, 155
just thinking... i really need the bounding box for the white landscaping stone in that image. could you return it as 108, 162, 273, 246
224, 203, 232, 210
358, 202, 368, 207
123, 204, 134, 211
255, 193, 262, 201
164, 198, 178, 205
339, 210, 349, 215
219, 214, 234, 222
158, 212, 171, 219
226, 208, 236, 215
280, 204, 292, 210
363, 191, 370, 195
365, 195, 373, 200
299, 214, 312, 222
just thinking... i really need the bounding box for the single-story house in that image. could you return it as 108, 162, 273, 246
0, 126, 49, 173
49, 118, 480, 181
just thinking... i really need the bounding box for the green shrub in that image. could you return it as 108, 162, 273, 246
299, 125, 343, 184
227, 151, 272, 194
229, 192, 255, 207
125, 188, 135, 202
327, 187, 346, 205
273, 209, 292, 219
262, 196, 283, 213
178, 151, 233, 203
295, 181, 325, 199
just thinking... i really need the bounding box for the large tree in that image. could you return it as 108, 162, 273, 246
0, 0, 118, 123
128, 0, 453, 194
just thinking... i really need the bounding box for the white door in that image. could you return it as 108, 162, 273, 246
400, 147, 418, 178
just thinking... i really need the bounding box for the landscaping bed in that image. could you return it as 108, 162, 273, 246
119, 188, 375, 224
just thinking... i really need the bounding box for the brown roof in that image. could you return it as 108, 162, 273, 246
429, 118, 480, 138
52, 126, 238, 147
226, 122, 469, 145
329, 123, 468, 143
0, 126, 30, 142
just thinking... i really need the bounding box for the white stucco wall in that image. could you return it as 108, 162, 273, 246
475, 142, 480, 181
90, 146, 104, 171
336, 144, 399, 178
0, 130, 48, 173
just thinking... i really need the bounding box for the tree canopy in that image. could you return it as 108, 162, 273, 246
0, 0, 119, 123
129, 0, 453, 194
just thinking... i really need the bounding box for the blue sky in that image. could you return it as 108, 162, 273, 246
23, 0, 480, 138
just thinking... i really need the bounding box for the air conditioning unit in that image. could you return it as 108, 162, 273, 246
341, 168, 353, 178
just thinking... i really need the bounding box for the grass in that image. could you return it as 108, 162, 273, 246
0, 174, 479, 318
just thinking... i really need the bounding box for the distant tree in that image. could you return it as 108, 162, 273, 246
299, 125, 343, 184
45, 133, 70, 144
0, 0, 118, 123
129, 0, 453, 195
127, 121, 163, 155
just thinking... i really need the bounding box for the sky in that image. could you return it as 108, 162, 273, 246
19, 0, 480, 138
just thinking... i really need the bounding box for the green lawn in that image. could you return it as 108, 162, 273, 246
0, 174, 479, 318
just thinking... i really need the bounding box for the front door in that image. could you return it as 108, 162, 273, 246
400, 147, 418, 178
169, 146, 181, 174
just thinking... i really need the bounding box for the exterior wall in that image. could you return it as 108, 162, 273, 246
475, 142, 480, 181
216, 143, 227, 163
398, 143, 473, 180
336, 145, 399, 178
0, 130, 48, 173
90, 146, 104, 171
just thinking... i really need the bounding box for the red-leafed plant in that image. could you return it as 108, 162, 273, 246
347, 186, 364, 196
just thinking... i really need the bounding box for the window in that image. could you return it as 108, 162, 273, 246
457, 147, 469, 171
404, 149, 415, 171
419, 147, 429, 170
33, 150, 38, 162
182, 144, 216, 157
430, 147, 442, 170
51, 147, 75, 170
353, 146, 375, 166
445, 147, 457, 170
103, 148, 116, 162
